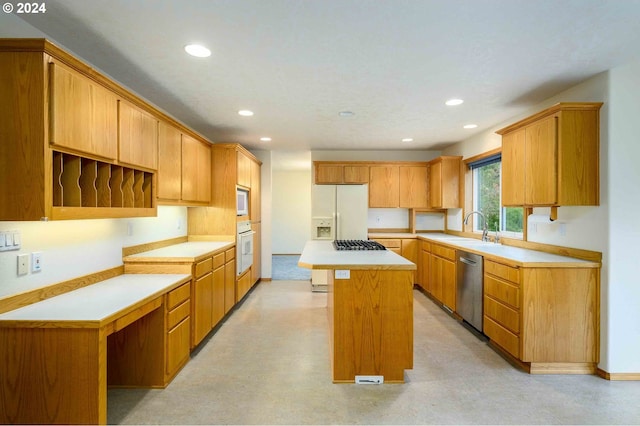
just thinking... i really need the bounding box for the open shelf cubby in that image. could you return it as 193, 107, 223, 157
52, 151, 154, 209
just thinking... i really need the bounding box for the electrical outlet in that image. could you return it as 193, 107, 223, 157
335, 270, 350, 279
127, 222, 133, 236
32, 252, 43, 272
17, 254, 29, 276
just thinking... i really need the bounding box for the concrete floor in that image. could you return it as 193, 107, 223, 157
108, 280, 640, 425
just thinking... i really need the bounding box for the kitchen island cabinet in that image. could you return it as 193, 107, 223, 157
0, 273, 191, 425
298, 240, 415, 383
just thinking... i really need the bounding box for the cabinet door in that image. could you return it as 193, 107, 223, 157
525, 115, 557, 205
501, 128, 526, 206
49, 62, 118, 160
343, 165, 369, 183
369, 165, 399, 207
429, 162, 442, 208
421, 248, 431, 291
250, 160, 261, 221
401, 239, 418, 264
441, 258, 456, 311
224, 259, 235, 314
237, 152, 251, 187
212, 265, 225, 327
166, 317, 190, 377
251, 222, 261, 285
430, 255, 443, 302
399, 166, 428, 208
157, 122, 182, 201
118, 100, 158, 170
193, 272, 213, 346
181, 135, 211, 203
315, 164, 343, 184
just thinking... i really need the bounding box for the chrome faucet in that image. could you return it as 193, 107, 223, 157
464, 211, 489, 242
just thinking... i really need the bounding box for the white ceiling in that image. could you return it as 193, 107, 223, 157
12, 0, 640, 153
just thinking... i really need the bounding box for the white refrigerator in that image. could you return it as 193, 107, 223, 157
311, 184, 369, 240
310, 184, 368, 291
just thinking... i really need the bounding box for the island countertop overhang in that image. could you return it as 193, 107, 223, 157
298, 240, 416, 271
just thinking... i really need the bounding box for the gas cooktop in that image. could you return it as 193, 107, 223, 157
333, 240, 387, 251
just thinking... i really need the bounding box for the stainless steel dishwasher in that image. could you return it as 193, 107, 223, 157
456, 250, 484, 332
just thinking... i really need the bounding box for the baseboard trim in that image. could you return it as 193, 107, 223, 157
597, 369, 640, 381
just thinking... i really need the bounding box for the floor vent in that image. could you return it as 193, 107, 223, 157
355, 375, 384, 385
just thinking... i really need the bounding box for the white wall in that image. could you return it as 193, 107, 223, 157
607, 60, 640, 373
0, 206, 187, 298
271, 170, 312, 254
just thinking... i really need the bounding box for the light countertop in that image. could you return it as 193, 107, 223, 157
417, 233, 599, 267
123, 241, 235, 263
298, 240, 416, 270
0, 274, 191, 324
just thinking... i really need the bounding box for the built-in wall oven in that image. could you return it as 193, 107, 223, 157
236, 220, 255, 276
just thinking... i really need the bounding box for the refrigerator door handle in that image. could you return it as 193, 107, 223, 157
335, 212, 340, 240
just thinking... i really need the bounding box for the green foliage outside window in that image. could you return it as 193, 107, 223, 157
475, 162, 523, 234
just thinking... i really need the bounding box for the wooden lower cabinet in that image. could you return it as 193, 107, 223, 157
236, 268, 253, 302
165, 282, 191, 380
428, 242, 456, 311
418, 241, 431, 290
483, 259, 600, 374
224, 248, 236, 313
212, 253, 226, 327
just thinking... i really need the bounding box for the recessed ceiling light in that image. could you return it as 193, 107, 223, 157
260, 137, 272, 142
238, 110, 254, 117
402, 138, 414, 142
463, 124, 478, 129
338, 111, 355, 117
184, 44, 211, 58
445, 99, 464, 106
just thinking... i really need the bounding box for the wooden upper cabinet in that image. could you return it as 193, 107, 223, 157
369, 165, 399, 207
314, 162, 369, 184
157, 122, 182, 201
429, 156, 461, 209
399, 166, 428, 208
237, 152, 251, 188
250, 159, 261, 221
315, 164, 343, 184
181, 134, 211, 203
525, 115, 557, 205
344, 165, 369, 184
497, 102, 602, 207
501, 128, 526, 206
118, 100, 158, 170
49, 61, 118, 160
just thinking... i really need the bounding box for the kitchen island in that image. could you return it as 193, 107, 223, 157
298, 240, 416, 383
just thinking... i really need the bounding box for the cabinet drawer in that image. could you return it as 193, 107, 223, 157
225, 248, 235, 263
484, 296, 519, 334
484, 274, 520, 309
375, 239, 401, 249
213, 252, 225, 269
420, 241, 431, 252
431, 244, 456, 261
484, 316, 520, 358
195, 257, 213, 278
485, 260, 520, 283
167, 282, 190, 310
168, 300, 190, 330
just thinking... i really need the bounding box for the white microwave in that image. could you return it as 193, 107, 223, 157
237, 188, 249, 216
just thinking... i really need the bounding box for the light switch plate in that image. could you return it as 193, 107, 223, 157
0, 230, 20, 252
